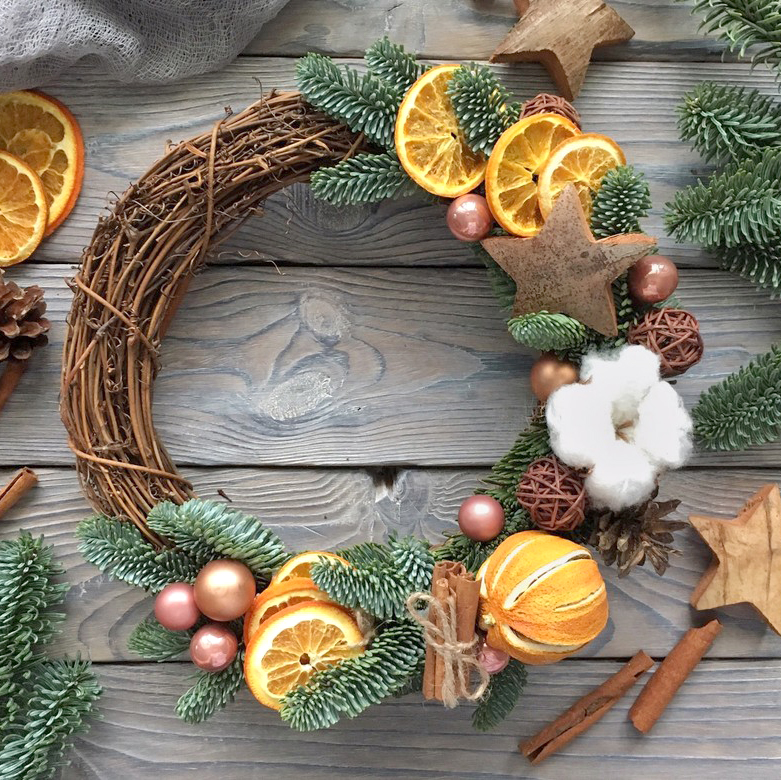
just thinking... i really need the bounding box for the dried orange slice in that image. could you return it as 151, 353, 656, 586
243, 577, 333, 645
537, 133, 626, 221
485, 113, 580, 236
0, 150, 48, 266
395, 64, 487, 197
0, 90, 84, 235
273, 551, 350, 583
245, 601, 364, 710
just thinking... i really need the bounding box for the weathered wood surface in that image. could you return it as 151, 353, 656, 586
60, 661, 781, 780
6, 265, 781, 468
3, 465, 781, 662
33, 59, 781, 268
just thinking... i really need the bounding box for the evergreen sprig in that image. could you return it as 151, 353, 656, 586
472, 659, 527, 731
310, 152, 419, 205
507, 312, 587, 351
0, 659, 101, 780
590, 165, 653, 238
716, 240, 781, 296
448, 63, 521, 155
365, 37, 425, 93
678, 82, 781, 163
280, 620, 425, 731
311, 537, 434, 619
175, 652, 245, 724
296, 53, 401, 149
693, 344, 781, 449
128, 618, 192, 661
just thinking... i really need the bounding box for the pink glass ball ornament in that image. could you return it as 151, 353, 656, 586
628, 255, 679, 305
457, 495, 506, 542
478, 641, 510, 675
154, 582, 201, 632
446, 194, 494, 242
190, 623, 239, 672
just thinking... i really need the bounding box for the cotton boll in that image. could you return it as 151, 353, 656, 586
633, 382, 693, 468
546, 382, 614, 470
585, 440, 657, 511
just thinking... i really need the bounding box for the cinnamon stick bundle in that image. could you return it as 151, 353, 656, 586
630, 620, 722, 733
520, 650, 654, 764
0, 467, 37, 521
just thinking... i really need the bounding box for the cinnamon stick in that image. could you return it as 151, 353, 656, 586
0, 359, 26, 418
629, 620, 722, 734
431, 576, 450, 702
521, 650, 654, 765
454, 575, 480, 644
0, 467, 38, 521
423, 561, 462, 699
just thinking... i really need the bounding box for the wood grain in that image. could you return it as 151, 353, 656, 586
32, 59, 781, 269
60, 660, 781, 780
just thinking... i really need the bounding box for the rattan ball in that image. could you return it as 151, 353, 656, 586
516, 456, 587, 532
520, 93, 581, 128
627, 308, 704, 378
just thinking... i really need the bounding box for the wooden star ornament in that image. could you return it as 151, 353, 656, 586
492, 0, 635, 100
690, 483, 781, 635
481, 185, 655, 337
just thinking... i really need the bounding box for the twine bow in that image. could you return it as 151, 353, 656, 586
406, 591, 490, 709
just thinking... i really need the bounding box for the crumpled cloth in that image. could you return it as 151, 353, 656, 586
0, 0, 291, 91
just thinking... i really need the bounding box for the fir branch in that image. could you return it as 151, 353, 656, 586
693, 344, 781, 449
664, 149, 781, 247
365, 37, 425, 93
296, 53, 401, 149
310, 152, 420, 205
0, 659, 101, 780
76, 514, 200, 593
678, 82, 781, 163
590, 165, 653, 238
472, 659, 527, 731
716, 239, 781, 296
507, 312, 587, 351
686, 0, 781, 75
448, 63, 520, 156
280, 619, 425, 731
128, 618, 192, 661
146, 500, 288, 581
175, 651, 245, 724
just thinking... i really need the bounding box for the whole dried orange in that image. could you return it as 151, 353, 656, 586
272, 551, 350, 583
537, 133, 625, 221
244, 601, 364, 710
0, 150, 48, 266
485, 113, 580, 236
395, 64, 487, 197
0, 90, 84, 235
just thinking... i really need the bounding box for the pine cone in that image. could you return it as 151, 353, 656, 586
0, 271, 50, 362
588, 497, 686, 577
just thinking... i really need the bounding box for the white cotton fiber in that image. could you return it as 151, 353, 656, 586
585, 440, 658, 511
633, 381, 693, 468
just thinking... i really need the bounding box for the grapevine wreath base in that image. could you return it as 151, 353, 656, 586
61, 40, 709, 748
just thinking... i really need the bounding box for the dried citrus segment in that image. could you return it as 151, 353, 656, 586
395, 64, 487, 197
273, 551, 350, 583
243, 577, 333, 645
245, 601, 364, 710
485, 113, 580, 236
0, 90, 84, 235
537, 133, 626, 221
0, 151, 48, 267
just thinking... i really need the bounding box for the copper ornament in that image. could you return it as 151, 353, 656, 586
627, 255, 679, 304
193, 559, 256, 622
530, 353, 579, 403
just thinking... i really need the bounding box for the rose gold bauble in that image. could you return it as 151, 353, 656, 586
154, 582, 201, 631
628, 255, 679, 304
457, 495, 506, 542
193, 559, 256, 622
529, 353, 579, 403
478, 642, 510, 675
446, 194, 493, 242
189, 623, 238, 672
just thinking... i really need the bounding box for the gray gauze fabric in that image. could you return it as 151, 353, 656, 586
0, 0, 291, 90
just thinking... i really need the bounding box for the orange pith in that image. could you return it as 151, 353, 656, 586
272, 551, 350, 583
485, 113, 580, 236
0, 150, 48, 266
395, 64, 487, 197
0, 90, 84, 235
244, 601, 364, 710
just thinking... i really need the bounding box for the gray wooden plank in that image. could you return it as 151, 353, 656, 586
6, 264, 781, 468
4, 466, 781, 662
247, 0, 725, 62
61, 660, 781, 780
32, 59, 779, 269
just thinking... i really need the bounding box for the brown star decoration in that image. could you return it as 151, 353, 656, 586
481, 185, 655, 337
690, 483, 781, 635
492, 0, 635, 100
